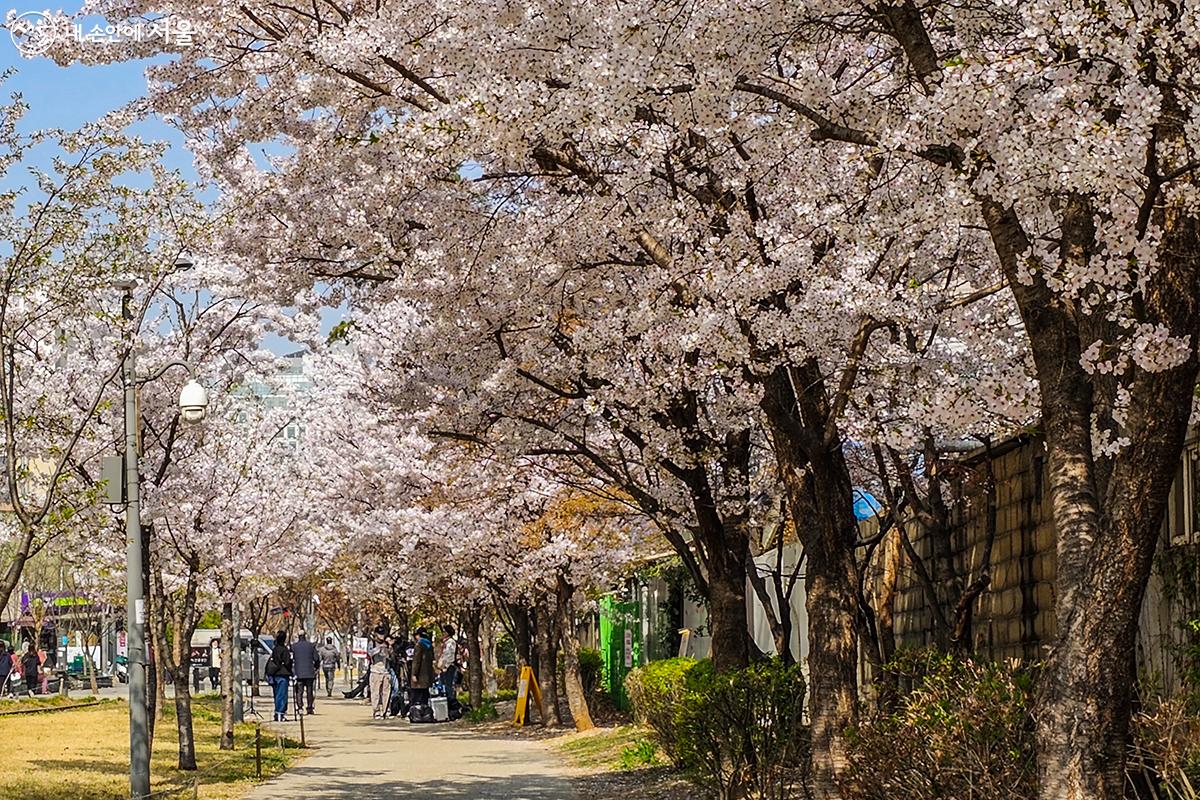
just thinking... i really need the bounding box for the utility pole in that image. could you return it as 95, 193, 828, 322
117, 279, 150, 800
115, 272, 208, 799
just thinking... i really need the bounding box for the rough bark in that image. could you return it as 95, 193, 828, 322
465, 603, 484, 708
872, 528, 902, 712
172, 670, 197, 771
981, 184, 1200, 799
761, 362, 861, 800
151, 556, 202, 771
513, 603, 532, 671
481, 611, 498, 696
707, 556, 750, 672
219, 601, 235, 751
533, 598, 561, 727
555, 575, 594, 731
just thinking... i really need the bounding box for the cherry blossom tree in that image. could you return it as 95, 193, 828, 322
53, 0, 1200, 795
0, 97, 201, 640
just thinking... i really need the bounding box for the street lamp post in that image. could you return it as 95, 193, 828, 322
115, 278, 208, 800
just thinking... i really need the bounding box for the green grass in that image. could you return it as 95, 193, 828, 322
557, 724, 666, 771
466, 700, 500, 722
0, 694, 302, 798
0, 693, 110, 712
488, 689, 518, 702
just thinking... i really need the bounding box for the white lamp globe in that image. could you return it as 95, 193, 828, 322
179, 380, 209, 424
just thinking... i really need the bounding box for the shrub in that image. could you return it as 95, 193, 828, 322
625, 657, 697, 766
675, 659, 808, 800
841, 649, 1037, 800
579, 647, 604, 697
1129, 695, 1200, 800
627, 657, 807, 800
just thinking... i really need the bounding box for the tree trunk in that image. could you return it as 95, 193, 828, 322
555, 575, 594, 731
146, 608, 163, 742
514, 604, 532, 671
533, 598, 560, 727
219, 601, 235, 751
82, 630, 99, 695
482, 611, 498, 696
173, 670, 197, 770
707, 558, 750, 672
873, 528, 902, 713
247, 596, 269, 697
465, 604, 484, 709
761, 362, 861, 800
976, 167, 1200, 799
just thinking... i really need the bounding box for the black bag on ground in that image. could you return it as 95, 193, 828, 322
408, 704, 434, 723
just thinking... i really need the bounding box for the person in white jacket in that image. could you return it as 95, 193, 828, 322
438, 625, 460, 714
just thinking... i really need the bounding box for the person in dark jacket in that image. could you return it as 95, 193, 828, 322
20, 644, 39, 697
0, 643, 11, 697
290, 632, 320, 715
265, 630, 293, 721
409, 629, 435, 707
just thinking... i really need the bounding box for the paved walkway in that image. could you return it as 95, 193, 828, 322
245, 696, 578, 799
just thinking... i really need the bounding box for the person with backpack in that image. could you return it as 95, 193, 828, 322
265, 630, 293, 722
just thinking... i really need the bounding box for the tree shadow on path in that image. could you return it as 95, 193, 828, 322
259, 764, 575, 799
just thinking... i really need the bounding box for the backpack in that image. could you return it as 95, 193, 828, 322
265, 654, 279, 677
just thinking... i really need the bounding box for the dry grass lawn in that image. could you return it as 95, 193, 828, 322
0, 696, 301, 799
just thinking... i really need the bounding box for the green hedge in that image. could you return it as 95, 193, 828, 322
625, 657, 697, 767
626, 657, 808, 800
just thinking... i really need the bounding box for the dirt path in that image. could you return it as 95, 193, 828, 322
244, 695, 578, 799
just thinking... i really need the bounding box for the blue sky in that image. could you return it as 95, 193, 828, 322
1, 23, 193, 171
1, 31, 346, 352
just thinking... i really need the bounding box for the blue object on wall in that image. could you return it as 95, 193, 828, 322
853, 489, 882, 520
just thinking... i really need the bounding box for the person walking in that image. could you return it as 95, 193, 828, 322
291, 632, 319, 715
265, 630, 293, 722
318, 637, 340, 697
0, 643, 12, 698
20, 644, 39, 697
410, 628, 434, 709
438, 625, 461, 714
367, 633, 392, 719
